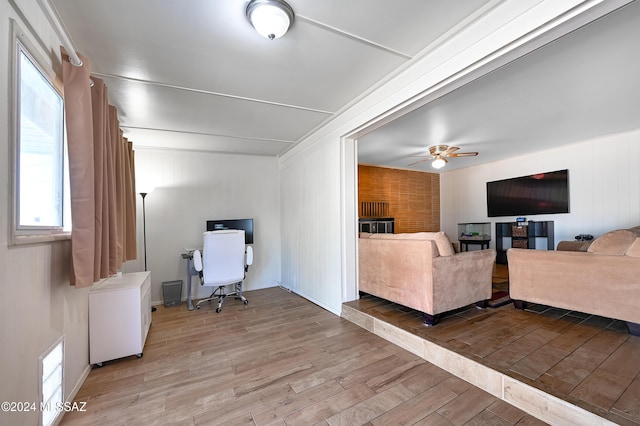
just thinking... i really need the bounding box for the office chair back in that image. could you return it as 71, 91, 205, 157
202, 230, 246, 286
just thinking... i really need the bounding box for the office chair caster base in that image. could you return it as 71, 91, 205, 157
216, 307, 221, 313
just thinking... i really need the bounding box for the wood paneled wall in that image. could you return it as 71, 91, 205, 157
358, 165, 440, 233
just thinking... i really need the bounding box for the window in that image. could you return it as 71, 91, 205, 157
11, 21, 69, 244
17, 46, 64, 227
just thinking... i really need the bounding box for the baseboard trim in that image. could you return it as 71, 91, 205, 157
54, 363, 92, 426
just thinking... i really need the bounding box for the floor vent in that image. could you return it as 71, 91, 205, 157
40, 336, 64, 426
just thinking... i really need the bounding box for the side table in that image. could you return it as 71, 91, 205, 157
459, 239, 491, 251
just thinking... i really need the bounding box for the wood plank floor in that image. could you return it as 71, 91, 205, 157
344, 271, 640, 425
60, 288, 546, 426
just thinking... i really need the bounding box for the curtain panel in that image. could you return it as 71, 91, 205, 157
61, 48, 137, 288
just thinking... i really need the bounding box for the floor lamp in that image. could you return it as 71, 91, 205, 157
139, 188, 155, 311
138, 186, 154, 271
140, 192, 149, 271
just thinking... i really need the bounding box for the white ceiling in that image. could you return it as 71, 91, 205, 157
49, 0, 490, 155
359, 0, 640, 172
49, 0, 640, 167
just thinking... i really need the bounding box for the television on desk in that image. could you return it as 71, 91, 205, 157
206, 218, 254, 244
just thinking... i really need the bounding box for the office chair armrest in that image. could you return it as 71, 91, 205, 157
193, 249, 203, 272
246, 246, 253, 266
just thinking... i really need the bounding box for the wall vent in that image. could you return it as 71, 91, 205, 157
40, 336, 64, 426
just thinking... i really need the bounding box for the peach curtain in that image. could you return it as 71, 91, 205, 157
61, 48, 137, 288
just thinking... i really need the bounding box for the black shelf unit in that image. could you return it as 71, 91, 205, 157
358, 218, 395, 234
495, 220, 554, 264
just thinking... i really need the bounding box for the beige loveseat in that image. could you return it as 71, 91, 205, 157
358, 232, 496, 326
508, 226, 640, 335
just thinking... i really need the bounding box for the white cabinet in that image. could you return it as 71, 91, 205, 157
89, 271, 152, 366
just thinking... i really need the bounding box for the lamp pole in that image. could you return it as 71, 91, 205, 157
140, 192, 148, 271
140, 191, 156, 312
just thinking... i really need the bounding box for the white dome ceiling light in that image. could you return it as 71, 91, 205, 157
246, 0, 295, 40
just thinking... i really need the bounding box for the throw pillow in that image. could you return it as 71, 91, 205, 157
433, 232, 455, 257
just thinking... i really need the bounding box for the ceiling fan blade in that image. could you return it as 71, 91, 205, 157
408, 158, 432, 166
448, 151, 478, 157
443, 146, 460, 155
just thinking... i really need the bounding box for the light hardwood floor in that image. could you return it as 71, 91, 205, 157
61, 288, 546, 426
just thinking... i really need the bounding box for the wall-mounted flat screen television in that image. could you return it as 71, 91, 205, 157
206, 218, 254, 244
486, 169, 569, 217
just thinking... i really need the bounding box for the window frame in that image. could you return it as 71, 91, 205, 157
10, 20, 70, 245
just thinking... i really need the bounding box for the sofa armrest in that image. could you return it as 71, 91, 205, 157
431, 249, 496, 313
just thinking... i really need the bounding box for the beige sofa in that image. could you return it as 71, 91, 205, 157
508, 226, 640, 335
358, 232, 496, 325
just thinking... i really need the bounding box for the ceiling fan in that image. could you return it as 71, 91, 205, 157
409, 145, 478, 169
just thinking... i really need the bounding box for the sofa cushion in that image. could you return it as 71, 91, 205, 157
369, 231, 455, 256
587, 229, 639, 255
626, 238, 640, 258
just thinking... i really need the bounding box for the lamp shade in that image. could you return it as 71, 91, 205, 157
432, 158, 446, 169
246, 0, 294, 40
137, 181, 155, 195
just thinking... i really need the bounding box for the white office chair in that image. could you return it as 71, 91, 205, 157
192, 230, 253, 312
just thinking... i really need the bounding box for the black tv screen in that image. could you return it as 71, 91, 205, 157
486, 170, 569, 217
206, 218, 254, 244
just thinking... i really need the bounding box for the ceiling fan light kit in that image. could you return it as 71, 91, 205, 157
432, 157, 447, 169
246, 0, 295, 40
408, 145, 478, 169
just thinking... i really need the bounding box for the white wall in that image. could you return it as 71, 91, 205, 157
280, 141, 343, 312
128, 149, 281, 304
440, 129, 640, 245
0, 1, 91, 425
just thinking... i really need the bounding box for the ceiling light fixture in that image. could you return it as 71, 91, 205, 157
246, 0, 295, 40
432, 157, 447, 169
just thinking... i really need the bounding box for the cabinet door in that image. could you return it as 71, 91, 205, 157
89, 287, 142, 364
89, 272, 151, 365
